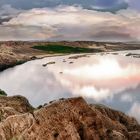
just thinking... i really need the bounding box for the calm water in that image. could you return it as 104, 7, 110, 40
0, 50, 140, 122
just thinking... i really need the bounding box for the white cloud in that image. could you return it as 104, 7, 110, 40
0, 5, 140, 41
74, 86, 111, 101
120, 94, 133, 102
128, 102, 140, 123
45, 55, 140, 102
0, 25, 55, 41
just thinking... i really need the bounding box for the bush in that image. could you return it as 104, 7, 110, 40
0, 89, 7, 96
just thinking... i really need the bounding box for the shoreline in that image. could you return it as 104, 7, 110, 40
0, 41, 140, 72
0, 52, 95, 72
1, 48, 140, 72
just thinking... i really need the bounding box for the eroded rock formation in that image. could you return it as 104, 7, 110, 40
0, 96, 139, 140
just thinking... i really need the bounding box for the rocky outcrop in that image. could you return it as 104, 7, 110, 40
0, 45, 30, 71
0, 96, 33, 121
0, 96, 139, 140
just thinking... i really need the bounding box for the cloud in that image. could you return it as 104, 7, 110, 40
120, 94, 133, 102
0, 4, 21, 16
0, 5, 23, 25
0, 25, 54, 41
0, 17, 11, 25
92, 0, 128, 12
74, 86, 111, 102
0, 6, 140, 41
0, 0, 129, 12
126, 0, 140, 11
46, 55, 140, 102
128, 102, 140, 122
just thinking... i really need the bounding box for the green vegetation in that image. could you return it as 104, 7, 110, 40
33, 44, 98, 54
0, 89, 7, 96
0, 60, 27, 72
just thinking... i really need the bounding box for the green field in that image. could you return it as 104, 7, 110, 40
33, 44, 99, 54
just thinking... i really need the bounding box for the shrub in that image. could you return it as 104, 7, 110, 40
0, 89, 7, 96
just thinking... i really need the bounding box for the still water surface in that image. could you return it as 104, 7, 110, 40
0, 50, 140, 121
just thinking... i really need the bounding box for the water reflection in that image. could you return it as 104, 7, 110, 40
0, 51, 140, 122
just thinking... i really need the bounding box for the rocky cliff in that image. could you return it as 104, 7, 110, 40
0, 96, 139, 140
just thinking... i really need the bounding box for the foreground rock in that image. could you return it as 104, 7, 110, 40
0, 96, 139, 140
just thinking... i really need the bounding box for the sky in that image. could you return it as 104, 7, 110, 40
0, 0, 140, 41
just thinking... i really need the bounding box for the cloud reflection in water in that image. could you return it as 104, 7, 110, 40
0, 53, 140, 121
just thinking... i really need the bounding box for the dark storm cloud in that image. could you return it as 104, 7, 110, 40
127, 0, 140, 11
0, 17, 11, 25
0, 5, 23, 24
0, 0, 129, 12
92, 0, 128, 12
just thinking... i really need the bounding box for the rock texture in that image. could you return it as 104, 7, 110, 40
0, 42, 41, 71
0, 96, 139, 140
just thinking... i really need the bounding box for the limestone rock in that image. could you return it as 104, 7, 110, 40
0, 96, 139, 140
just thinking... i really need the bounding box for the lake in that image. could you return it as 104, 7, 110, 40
0, 50, 140, 122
